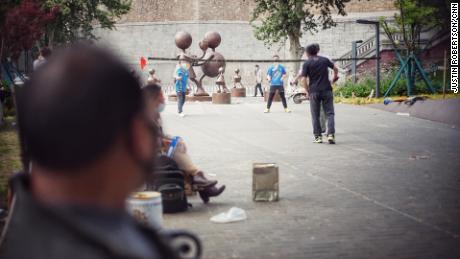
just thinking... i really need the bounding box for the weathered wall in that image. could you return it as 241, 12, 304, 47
95, 0, 398, 91
119, 0, 396, 23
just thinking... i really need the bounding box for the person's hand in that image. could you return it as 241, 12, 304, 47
332, 75, 339, 83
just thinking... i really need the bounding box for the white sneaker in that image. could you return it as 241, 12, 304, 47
264, 108, 270, 113
179, 113, 185, 117
284, 108, 291, 113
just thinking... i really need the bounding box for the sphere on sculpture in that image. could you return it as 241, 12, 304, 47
204, 31, 221, 49
199, 40, 209, 51
202, 52, 225, 77
175, 31, 192, 50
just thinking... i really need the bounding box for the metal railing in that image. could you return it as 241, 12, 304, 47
338, 28, 443, 72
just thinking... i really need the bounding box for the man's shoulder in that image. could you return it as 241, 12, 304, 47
318, 55, 333, 64
303, 59, 314, 68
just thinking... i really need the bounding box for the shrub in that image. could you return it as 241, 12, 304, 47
334, 77, 373, 98
337, 69, 445, 98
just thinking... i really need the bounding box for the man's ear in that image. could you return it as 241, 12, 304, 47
130, 117, 156, 161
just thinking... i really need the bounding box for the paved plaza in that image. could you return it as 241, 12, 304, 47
160, 97, 460, 259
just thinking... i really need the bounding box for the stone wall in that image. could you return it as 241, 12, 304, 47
95, 14, 395, 90
95, 0, 398, 92
119, 0, 396, 23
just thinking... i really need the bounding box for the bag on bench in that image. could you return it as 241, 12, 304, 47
150, 155, 189, 213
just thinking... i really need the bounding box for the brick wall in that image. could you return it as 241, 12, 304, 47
119, 0, 396, 23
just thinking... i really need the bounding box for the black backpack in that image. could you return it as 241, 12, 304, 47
148, 156, 189, 213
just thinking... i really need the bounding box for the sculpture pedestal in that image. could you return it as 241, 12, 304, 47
231, 88, 246, 97
168, 94, 212, 102
212, 92, 231, 104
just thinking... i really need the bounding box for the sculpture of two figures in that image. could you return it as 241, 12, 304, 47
232, 69, 244, 88
174, 31, 227, 96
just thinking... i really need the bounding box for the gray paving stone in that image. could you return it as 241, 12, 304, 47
160, 98, 460, 258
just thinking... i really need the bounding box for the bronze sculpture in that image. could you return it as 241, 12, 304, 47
215, 67, 229, 93
174, 31, 226, 96
232, 68, 244, 88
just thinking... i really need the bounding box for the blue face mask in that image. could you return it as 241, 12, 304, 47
156, 103, 166, 113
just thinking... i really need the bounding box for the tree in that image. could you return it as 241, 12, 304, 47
42, 0, 132, 46
380, 0, 446, 95
250, 0, 350, 70
0, 0, 57, 62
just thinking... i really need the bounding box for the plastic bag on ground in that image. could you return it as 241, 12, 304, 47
210, 207, 247, 224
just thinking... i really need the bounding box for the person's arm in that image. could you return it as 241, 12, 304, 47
293, 62, 308, 84
281, 66, 287, 81
174, 67, 183, 80
332, 65, 339, 83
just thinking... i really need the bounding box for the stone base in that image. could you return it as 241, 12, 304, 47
212, 92, 231, 104
168, 95, 212, 102
264, 91, 281, 102
231, 88, 246, 97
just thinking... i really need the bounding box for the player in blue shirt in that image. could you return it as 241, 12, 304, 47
265, 55, 290, 113
174, 59, 190, 117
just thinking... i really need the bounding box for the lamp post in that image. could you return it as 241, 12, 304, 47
357, 19, 380, 98
352, 40, 363, 83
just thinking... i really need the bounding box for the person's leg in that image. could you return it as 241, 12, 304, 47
266, 86, 276, 109
254, 84, 258, 96
177, 92, 183, 113
258, 84, 263, 96
322, 90, 335, 135
172, 141, 199, 175
309, 92, 322, 137
180, 92, 186, 113
173, 141, 217, 187
279, 87, 288, 109
320, 105, 327, 133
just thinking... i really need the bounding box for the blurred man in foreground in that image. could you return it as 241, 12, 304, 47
1, 45, 178, 259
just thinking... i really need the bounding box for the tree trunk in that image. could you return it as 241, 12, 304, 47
288, 33, 302, 74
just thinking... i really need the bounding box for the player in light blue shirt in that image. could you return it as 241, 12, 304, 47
265, 55, 290, 113
174, 59, 190, 117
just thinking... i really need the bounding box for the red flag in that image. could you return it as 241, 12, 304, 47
140, 57, 147, 70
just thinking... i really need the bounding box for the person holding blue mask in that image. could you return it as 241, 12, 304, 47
265, 55, 290, 113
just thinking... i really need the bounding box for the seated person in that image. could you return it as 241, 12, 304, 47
142, 83, 225, 203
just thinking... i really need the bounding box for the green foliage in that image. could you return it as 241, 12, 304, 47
334, 78, 373, 98
250, 0, 350, 48
382, 0, 446, 53
43, 0, 132, 45
335, 70, 443, 98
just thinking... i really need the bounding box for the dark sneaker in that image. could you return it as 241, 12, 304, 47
313, 135, 323, 143
327, 134, 335, 144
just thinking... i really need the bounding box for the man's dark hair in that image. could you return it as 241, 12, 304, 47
40, 47, 52, 58
306, 44, 319, 56
313, 43, 320, 52
18, 44, 145, 171
142, 83, 162, 99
